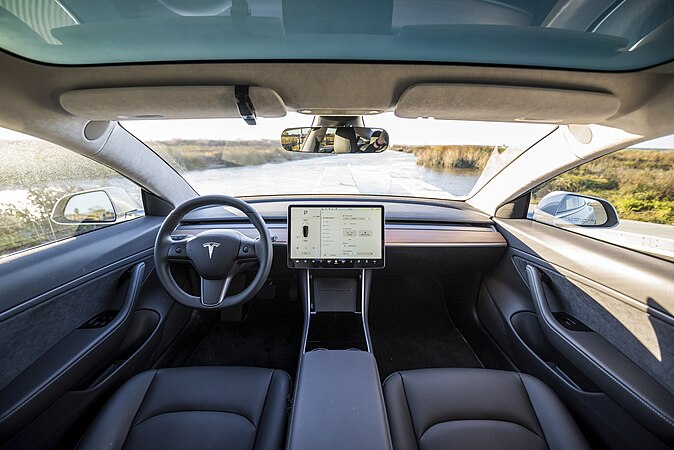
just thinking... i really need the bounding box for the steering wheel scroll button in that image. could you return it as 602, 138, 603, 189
168, 242, 189, 260
238, 237, 259, 259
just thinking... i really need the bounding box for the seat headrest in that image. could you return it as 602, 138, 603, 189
334, 128, 357, 153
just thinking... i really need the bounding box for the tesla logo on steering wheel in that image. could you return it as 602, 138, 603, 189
203, 242, 220, 259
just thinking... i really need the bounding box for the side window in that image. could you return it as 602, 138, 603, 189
531, 136, 673, 261
0, 128, 144, 258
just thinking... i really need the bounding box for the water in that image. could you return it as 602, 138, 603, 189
184, 151, 479, 199
0, 178, 142, 212
0, 153, 479, 209
0, 189, 28, 207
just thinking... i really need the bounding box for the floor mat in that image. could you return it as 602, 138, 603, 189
369, 274, 483, 380
186, 296, 303, 379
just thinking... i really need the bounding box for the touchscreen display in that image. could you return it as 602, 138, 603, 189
288, 205, 384, 269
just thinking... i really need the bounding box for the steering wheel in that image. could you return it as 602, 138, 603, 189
154, 195, 273, 309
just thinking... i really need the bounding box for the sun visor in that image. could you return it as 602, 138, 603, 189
59, 86, 287, 120
395, 84, 621, 124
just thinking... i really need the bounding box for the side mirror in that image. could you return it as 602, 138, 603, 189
281, 126, 389, 154
533, 191, 619, 228
51, 187, 143, 225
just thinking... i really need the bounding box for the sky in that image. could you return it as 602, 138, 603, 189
2, 113, 674, 148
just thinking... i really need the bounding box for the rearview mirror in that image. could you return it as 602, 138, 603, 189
533, 191, 619, 228
51, 187, 143, 225
281, 126, 389, 154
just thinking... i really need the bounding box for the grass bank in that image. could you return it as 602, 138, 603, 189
391, 144, 673, 225
148, 139, 314, 172
534, 149, 674, 224
390, 145, 494, 171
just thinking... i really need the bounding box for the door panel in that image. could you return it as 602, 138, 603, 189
480, 218, 674, 449
0, 216, 189, 448
0, 263, 145, 443
512, 255, 674, 397
497, 220, 674, 312
525, 264, 674, 444
0, 217, 162, 315
0, 263, 137, 391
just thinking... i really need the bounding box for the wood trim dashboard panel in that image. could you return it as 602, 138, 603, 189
385, 227, 506, 246
178, 224, 507, 247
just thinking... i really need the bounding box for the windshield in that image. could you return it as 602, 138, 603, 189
123, 114, 554, 200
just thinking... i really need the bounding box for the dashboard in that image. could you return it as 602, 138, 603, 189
175, 198, 508, 274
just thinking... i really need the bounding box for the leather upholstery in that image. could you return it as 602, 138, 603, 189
77, 366, 291, 450
383, 368, 589, 450
288, 350, 392, 450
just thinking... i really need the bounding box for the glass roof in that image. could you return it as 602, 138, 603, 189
1, 0, 673, 70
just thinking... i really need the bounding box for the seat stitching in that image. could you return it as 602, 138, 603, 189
251, 369, 275, 450
398, 373, 421, 450
417, 418, 548, 443
515, 373, 547, 442
129, 409, 257, 431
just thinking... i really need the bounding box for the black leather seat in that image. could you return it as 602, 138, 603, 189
383, 368, 589, 450
77, 366, 291, 450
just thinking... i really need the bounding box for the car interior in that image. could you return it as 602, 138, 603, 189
1, 1, 674, 449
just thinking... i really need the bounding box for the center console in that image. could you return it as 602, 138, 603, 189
286, 205, 391, 449
288, 204, 384, 353
287, 350, 392, 450
299, 269, 372, 352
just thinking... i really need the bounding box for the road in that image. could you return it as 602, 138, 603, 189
578, 220, 674, 261
186, 151, 479, 199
